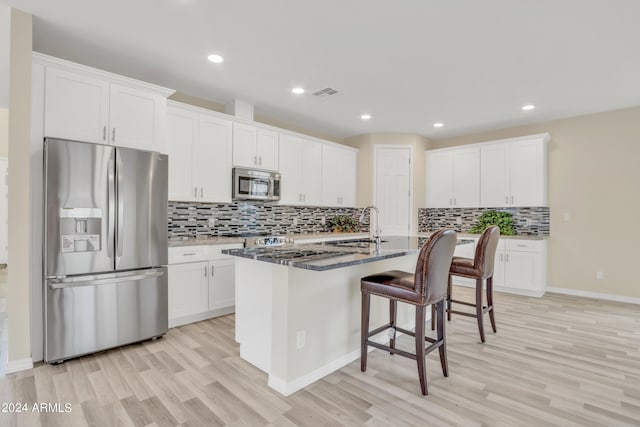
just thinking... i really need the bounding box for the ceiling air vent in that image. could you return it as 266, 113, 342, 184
312, 87, 339, 97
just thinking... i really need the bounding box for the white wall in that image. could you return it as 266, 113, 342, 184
7, 8, 33, 370
0, 4, 10, 108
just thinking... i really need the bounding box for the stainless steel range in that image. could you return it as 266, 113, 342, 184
243, 235, 294, 248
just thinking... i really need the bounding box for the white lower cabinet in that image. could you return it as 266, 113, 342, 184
168, 243, 242, 327
451, 237, 547, 296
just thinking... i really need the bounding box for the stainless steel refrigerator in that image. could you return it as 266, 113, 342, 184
44, 138, 168, 363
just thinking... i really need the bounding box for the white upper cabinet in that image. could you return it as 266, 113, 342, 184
198, 114, 233, 202
40, 55, 173, 152
44, 67, 110, 144
166, 106, 197, 201
322, 144, 357, 207
166, 102, 233, 203
279, 134, 322, 205
232, 123, 279, 171
108, 83, 165, 152
426, 146, 480, 208
480, 134, 548, 207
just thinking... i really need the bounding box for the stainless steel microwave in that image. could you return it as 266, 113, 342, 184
232, 168, 281, 202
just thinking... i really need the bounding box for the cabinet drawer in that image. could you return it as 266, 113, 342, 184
209, 243, 243, 260
505, 239, 545, 252
169, 246, 209, 264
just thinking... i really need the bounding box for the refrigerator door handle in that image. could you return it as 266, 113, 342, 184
107, 153, 116, 262
48, 269, 165, 290
115, 149, 125, 268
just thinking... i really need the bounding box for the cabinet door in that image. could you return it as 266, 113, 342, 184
504, 251, 538, 290
198, 114, 233, 202
44, 67, 110, 143
426, 150, 454, 208
300, 139, 323, 206
278, 134, 302, 204
492, 250, 507, 287
452, 147, 480, 207
232, 123, 258, 168
256, 128, 279, 171
480, 143, 509, 207
109, 83, 163, 151
208, 259, 236, 311
510, 140, 545, 206
339, 148, 357, 207
321, 145, 340, 206
166, 106, 197, 201
168, 262, 209, 320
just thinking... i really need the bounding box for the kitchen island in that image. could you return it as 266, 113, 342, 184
223, 236, 472, 396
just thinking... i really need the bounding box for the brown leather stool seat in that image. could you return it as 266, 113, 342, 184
360, 229, 457, 395
433, 225, 500, 343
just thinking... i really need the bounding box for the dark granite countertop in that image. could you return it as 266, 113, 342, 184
168, 232, 370, 247
419, 232, 549, 240
222, 236, 475, 271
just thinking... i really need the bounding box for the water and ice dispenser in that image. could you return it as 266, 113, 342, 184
59, 208, 102, 253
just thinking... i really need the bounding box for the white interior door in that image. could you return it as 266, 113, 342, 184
375, 147, 411, 236
0, 158, 7, 264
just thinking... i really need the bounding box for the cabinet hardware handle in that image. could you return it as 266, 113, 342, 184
253, 156, 257, 165
103, 126, 106, 141
453, 198, 456, 206
505, 196, 508, 204
299, 194, 302, 202
183, 252, 196, 256
195, 187, 198, 197
303, 194, 306, 202
516, 244, 526, 247
200, 187, 204, 198
259, 156, 262, 166
505, 254, 509, 262
204, 265, 207, 277
510, 195, 514, 204
500, 254, 503, 262
112, 128, 116, 142
211, 265, 215, 277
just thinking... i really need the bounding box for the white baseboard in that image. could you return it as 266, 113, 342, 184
453, 282, 544, 298
6, 357, 33, 374
267, 321, 415, 397
168, 306, 235, 328
546, 287, 640, 305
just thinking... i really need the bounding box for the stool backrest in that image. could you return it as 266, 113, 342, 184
474, 225, 501, 278
415, 229, 457, 305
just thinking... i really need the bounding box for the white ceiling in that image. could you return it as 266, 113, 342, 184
4, 0, 640, 139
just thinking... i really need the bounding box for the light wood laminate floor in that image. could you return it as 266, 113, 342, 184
1, 287, 639, 426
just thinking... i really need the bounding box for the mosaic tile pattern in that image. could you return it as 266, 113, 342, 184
418, 207, 550, 236
169, 201, 370, 237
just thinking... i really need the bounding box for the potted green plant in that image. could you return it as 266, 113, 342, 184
469, 210, 516, 236
326, 215, 360, 233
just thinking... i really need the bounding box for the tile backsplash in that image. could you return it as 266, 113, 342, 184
168, 201, 369, 238
418, 207, 550, 236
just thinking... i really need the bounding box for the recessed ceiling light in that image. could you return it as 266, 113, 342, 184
522, 104, 535, 111
291, 87, 305, 95
207, 54, 224, 64
361, 114, 372, 120
433, 122, 444, 128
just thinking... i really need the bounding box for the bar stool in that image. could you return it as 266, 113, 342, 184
360, 229, 457, 395
434, 225, 500, 342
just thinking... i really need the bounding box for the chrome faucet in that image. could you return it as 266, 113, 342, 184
359, 205, 382, 252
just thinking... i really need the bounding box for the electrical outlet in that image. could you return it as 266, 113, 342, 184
207, 217, 216, 227
296, 330, 306, 349
292, 217, 298, 226
563, 212, 570, 222
456, 217, 462, 225
596, 271, 604, 280
525, 218, 532, 226
321, 216, 326, 225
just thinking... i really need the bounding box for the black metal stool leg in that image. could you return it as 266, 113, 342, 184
361, 292, 370, 371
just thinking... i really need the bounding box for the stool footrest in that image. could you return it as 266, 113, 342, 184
366, 338, 443, 360
451, 299, 476, 307
448, 305, 493, 318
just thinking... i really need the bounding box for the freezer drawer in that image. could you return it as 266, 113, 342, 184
45, 267, 168, 362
